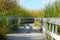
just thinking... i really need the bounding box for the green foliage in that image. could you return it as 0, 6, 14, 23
0, 0, 33, 34
0, 13, 9, 35
57, 25, 60, 35
44, 1, 60, 18
9, 19, 19, 30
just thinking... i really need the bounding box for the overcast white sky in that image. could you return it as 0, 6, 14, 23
19, 0, 54, 10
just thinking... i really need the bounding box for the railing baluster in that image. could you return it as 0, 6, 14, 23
52, 24, 55, 40
42, 24, 46, 38
41, 18, 46, 38
52, 24, 54, 33
18, 17, 20, 27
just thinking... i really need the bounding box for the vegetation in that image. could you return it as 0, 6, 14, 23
0, 13, 9, 40
44, 0, 60, 36
57, 25, 60, 35
44, 0, 60, 18
0, 0, 33, 39
0, 0, 60, 40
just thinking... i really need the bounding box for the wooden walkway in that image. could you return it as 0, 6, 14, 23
6, 24, 46, 40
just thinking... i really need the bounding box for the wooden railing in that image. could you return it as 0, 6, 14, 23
40, 18, 60, 40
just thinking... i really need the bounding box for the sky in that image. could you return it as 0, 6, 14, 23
19, 0, 54, 10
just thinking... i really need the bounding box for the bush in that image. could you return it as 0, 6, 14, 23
0, 13, 9, 39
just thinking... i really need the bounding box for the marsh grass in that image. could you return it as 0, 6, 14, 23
57, 25, 60, 35
44, 0, 60, 18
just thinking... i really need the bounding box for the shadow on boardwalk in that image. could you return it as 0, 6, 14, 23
7, 24, 45, 40
11, 25, 41, 34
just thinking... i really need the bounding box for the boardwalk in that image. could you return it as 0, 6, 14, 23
6, 24, 46, 40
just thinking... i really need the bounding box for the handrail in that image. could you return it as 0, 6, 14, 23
43, 26, 60, 40
42, 18, 60, 25
41, 18, 60, 40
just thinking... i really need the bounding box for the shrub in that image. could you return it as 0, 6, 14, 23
0, 13, 9, 40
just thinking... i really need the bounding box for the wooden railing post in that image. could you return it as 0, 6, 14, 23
41, 18, 46, 38
49, 23, 51, 31
18, 17, 20, 27
52, 24, 54, 40
43, 23, 46, 38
